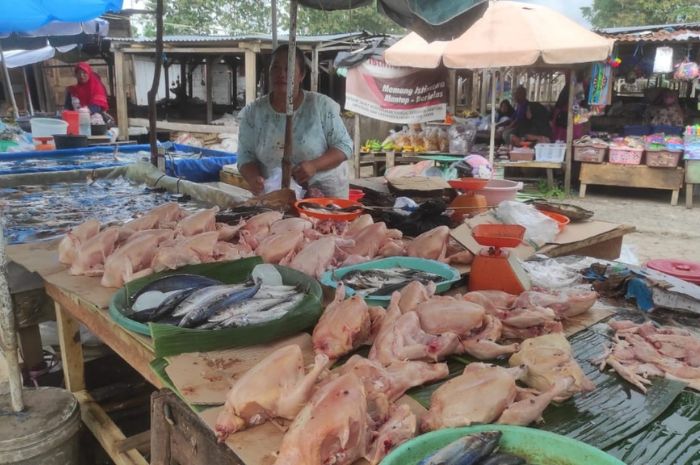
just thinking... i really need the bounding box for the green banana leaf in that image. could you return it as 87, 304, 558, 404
109, 258, 323, 358
605, 391, 700, 465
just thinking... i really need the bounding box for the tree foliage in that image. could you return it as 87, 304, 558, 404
582, 0, 700, 28
137, 0, 401, 37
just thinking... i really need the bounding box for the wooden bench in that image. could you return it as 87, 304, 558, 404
579, 163, 684, 206
494, 160, 564, 188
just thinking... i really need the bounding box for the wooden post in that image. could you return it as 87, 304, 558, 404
448, 69, 457, 115
205, 57, 214, 124
311, 47, 319, 93
0, 217, 23, 412
231, 62, 238, 106
564, 69, 576, 194
148, 0, 165, 166
282, 0, 299, 190
55, 302, 85, 392
488, 69, 497, 163
33, 64, 47, 112
22, 68, 34, 115
353, 114, 361, 179
163, 63, 170, 101
179, 60, 186, 100
480, 70, 488, 114
245, 49, 256, 104
114, 51, 129, 141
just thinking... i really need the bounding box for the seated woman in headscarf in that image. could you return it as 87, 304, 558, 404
644, 88, 684, 127
64, 62, 109, 115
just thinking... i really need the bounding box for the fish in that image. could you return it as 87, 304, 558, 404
418, 431, 502, 465
216, 294, 305, 329
129, 274, 223, 304
171, 283, 250, 318
297, 201, 363, 214
478, 453, 527, 465
338, 267, 443, 296
198, 297, 290, 329
178, 282, 262, 328
132, 290, 182, 312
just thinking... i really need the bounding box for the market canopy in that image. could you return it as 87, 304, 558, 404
385, 1, 614, 69
0, 19, 109, 51
0, 0, 121, 35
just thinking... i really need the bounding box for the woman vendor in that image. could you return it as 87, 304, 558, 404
237, 44, 353, 198
644, 88, 684, 127
64, 62, 109, 114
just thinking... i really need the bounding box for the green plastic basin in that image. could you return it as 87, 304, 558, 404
381, 425, 626, 465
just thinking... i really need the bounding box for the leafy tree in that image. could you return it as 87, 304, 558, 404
298, 2, 403, 35
582, 0, 700, 28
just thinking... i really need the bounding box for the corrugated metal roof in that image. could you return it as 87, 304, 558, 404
110, 32, 368, 45
599, 23, 700, 42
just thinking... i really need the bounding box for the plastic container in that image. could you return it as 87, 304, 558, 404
61, 111, 80, 135
472, 179, 523, 207
646, 259, 700, 285
295, 197, 364, 222
29, 118, 68, 138
537, 209, 570, 231
78, 108, 91, 136
535, 142, 566, 162
574, 144, 607, 163
53, 135, 88, 150
609, 147, 644, 165
645, 149, 682, 168
449, 193, 488, 222
348, 189, 365, 202
651, 124, 683, 136
0, 140, 19, 152
624, 124, 651, 136
320, 256, 461, 307
447, 178, 489, 191
381, 424, 625, 465
509, 149, 535, 161
472, 224, 525, 248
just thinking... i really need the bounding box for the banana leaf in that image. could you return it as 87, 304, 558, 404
605, 391, 700, 465
540, 325, 686, 449
109, 258, 323, 358
150, 357, 208, 413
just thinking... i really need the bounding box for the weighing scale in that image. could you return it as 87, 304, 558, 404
468, 224, 531, 295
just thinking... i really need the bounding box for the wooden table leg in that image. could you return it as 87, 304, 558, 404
671, 189, 679, 206
18, 325, 44, 371
579, 183, 587, 198
687, 183, 694, 209
55, 301, 85, 392
546, 169, 554, 188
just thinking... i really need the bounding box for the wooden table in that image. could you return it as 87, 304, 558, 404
495, 160, 564, 188
686, 160, 700, 209
358, 152, 436, 177
579, 163, 685, 206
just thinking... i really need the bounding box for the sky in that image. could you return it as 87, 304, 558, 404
121, 0, 594, 27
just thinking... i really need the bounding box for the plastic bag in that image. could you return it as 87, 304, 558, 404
495, 201, 559, 247
448, 124, 476, 154
264, 167, 305, 200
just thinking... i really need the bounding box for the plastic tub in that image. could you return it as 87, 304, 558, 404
472, 179, 523, 207
535, 142, 566, 162
472, 224, 525, 248
537, 209, 570, 231
646, 259, 700, 285
574, 144, 607, 163
53, 135, 88, 150
61, 111, 80, 135
645, 149, 682, 168
509, 149, 535, 161
348, 189, 365, 201
447, 178, 489, 191
30, 118, 68, 138
609, 147, 644, 165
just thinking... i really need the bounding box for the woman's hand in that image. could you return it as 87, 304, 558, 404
249, 176, 265, 195
292, 161, 317, 185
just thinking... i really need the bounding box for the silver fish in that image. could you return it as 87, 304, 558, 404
207, 297, 291, 324
418, 432, 502, 465
178, 282, 261, 328
172, 283, 248, 318
218, 294, 304, 328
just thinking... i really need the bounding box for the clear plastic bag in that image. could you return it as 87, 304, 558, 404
448, 124, 476, 154
495, 201, 559, 247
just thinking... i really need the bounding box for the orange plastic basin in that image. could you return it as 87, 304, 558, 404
295, 197, 364, 221
538, 209, 570, 231
348, 189, 365, 202
448, 178, 489, 191
472, 224, 525, 248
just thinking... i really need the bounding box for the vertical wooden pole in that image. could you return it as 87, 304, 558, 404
114, 51, 129, 141
282, 0, 299, 190
231, 62, 238, 106
311, 47, 319, 93
244, 49, 256, 105
448, 69, 457, 115
488, 69, 497, 163
564, 69, 576, 194
22, 68, 34, 115
55, 303, 85, 393
353, 114, 361, 179
163, 63, 170, 101
480, 70, 488, 114
148, 0, 164, 166
271, 0, 278, 49
0, 217, 23, 412
205, 57, 213, 124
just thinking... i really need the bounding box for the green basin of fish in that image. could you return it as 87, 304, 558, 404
381, 425, 626, 465
109, 257, 323, 357
320, 257, 462, 307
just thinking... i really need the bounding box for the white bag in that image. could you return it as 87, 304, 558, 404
496, 201, 559, 248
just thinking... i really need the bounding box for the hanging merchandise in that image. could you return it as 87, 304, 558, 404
653, 46, 674, 74
588, 62, 613, 106
674, 60, 700, 81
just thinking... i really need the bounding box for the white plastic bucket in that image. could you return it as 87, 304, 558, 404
474, 179, 523, 207
30, 118, 68, 138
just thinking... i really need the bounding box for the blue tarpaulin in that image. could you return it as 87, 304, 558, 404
165, 156, 237, 183
0, 0, 122, 34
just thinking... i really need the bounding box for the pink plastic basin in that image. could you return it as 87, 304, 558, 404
473, 179, 523, 207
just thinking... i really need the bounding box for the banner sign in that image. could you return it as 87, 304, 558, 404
345, 57, 447, 124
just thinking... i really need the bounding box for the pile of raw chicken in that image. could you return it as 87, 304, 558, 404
214, 281, 597, 465
600, 319, 700, 392
59, 203, 474, 288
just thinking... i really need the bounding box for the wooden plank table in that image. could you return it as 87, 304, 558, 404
579, 163, 685, 206
495, 160, 564, 188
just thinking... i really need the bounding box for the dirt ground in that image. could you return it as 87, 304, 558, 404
564, 185, 700, 265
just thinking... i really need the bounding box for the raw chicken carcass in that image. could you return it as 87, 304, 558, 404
273, 373, 369, 465
216, 222, 245, 241
146, 202, 186, 228
242, 211, 284, 239
415, 296, 485, 337
175, 207, 219, 237
215, 345, 330, 441
151, 231, 219, 272
213, 241, 253, 261
369, 292, 460, 365
289, 236, 353, 279
312, 284, 385, 360
421, 363, 527, 431
397, 280, 436, 313
117, 214, 160, 241
342, 222, 389, 258
500, 306, 558, 328
364, 404, 416, 465
69, 226, 120, 276
121, 229, 174, 245
501, 321, 564, 340
461, 315, 520, 360
405, 226, 449, 260
345, 214, 374, 237
269, 217, 313, 235
463, 290, 518, 315
513, 290, 598, 318
58, 219, 101, 265
509, 333, 595, 400
255, 230, 304, 264
497, 376, 575, 426
100, 233, 166, 287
